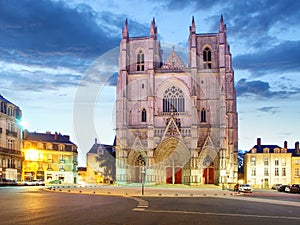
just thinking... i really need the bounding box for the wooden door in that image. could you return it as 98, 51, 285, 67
175, 167, 182, 184
203, 168, 214, 184
166, 167, 172, 184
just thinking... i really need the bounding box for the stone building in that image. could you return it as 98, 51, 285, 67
22, 130, 78, 184
0, 95, 23, 181
86, 138, 115, 184
244, 138, 300, 188
115, 16, 238, 185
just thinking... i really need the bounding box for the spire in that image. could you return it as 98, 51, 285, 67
190, 16, 196, 34
122, 18, 129, 39
219, 14, 225, 32
150, 17, 157, 38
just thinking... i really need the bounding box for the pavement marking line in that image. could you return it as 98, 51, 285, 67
126, 196, 149, 210
134, 209, 300, 220
217, 195, 300, 207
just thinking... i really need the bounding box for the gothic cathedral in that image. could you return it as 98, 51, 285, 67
115, 16, 238, 185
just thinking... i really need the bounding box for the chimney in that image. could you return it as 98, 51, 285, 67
284, 141, 288, 149
295, 142, 300, 155
95, 138, 97, 144
257, 138, 261, 147
54, 132, 58, 140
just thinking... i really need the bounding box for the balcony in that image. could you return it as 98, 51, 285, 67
6, 130, 18, 137
0, 147, 22, 155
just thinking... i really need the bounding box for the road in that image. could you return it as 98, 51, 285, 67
0, 186, 300, 225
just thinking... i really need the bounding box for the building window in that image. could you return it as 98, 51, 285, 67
263, 148, 269, 153
282, 168, 286, 176
141, 83, 144, 89
275, 159, 279, 166
274, 148, 280, 153
295, 168, 300, 177
163, 86, 185, 112
281, 158, 286, 166
251, 157, 256, 166
141, 108, 146, 122
203, 47, 212, 69
251, 168, 256, 176
7, 139, 13, 149
295, 159, 300, 165
275, 168, 279, 176
264, 168, 269, 176
264, 158, 269, 166
137, 50, 144, 71
201, 108, 206, 122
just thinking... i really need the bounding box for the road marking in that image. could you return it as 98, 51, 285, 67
135, 209, 300, 220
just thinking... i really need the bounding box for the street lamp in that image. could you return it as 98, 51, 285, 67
141, 165, 145, 195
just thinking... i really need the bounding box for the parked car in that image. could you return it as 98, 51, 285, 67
16, 180, 26, 186
238, 184, 253, 193
272, 184, 282, 190
49, 180, 62, 184
290, 184, 300, 194
25, 179, 45, 186
277, 184, 290, 192
0, 179, 17, 186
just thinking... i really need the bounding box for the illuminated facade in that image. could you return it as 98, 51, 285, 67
22, 130, 78, 184
0, 95, 23, 181
86, 138, 115, 183
115, 16, 238, 185
244, 138, 300, 188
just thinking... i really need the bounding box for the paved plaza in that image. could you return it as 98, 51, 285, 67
46, 184, 239, 197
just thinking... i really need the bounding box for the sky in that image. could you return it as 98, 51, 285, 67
1, 0, 300, 166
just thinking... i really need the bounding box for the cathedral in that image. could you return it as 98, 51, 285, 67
115, 16, 238, 185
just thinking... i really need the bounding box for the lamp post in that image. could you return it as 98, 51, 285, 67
141, 165, 145, 195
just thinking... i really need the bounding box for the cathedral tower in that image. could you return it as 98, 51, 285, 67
115, 16, 238, 186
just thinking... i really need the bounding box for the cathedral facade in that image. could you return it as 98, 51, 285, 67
115, 16, 238, 185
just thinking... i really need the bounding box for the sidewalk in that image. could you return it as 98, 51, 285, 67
45, 184, 240, 197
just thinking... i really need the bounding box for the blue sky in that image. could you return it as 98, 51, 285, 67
1, 0, 300, 166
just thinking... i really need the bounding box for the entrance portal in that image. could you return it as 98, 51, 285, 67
203, 168, 214, 184
166, 167, 182, 184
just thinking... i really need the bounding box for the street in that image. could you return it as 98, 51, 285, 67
0, 186, 300, 225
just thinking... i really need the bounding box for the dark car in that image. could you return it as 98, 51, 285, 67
278, 184, 290, 192
272, 184, 282, 190
290, 184, 300, 194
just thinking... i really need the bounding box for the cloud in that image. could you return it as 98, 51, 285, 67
154, 0, 300, 49
0, 0, 120, 57
257, 106, 280, 114
234, 41, 300, 76
236, 78, 298, 99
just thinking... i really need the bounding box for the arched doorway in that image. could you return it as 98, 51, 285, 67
134, 155, 145, 183
127, 150, 146, 183
154, 138, 190, 184
202, 155, 214, 184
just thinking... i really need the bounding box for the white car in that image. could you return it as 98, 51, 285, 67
238, 184, 253, 193
25, 179, 45, 186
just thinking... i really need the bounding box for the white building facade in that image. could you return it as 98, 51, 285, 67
0, 95, 23, 181
115, 16, 238, 185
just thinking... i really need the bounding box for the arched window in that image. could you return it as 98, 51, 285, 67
203, 47, 212, 69
141, 108, 146, 122
137, 50, 144, 71
163, 86, 185, 112
201, 108, 206, 122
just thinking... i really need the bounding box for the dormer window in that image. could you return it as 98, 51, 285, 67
203, 47, 212, 69
137, 50, 144, 71
263, 148, 269, 153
